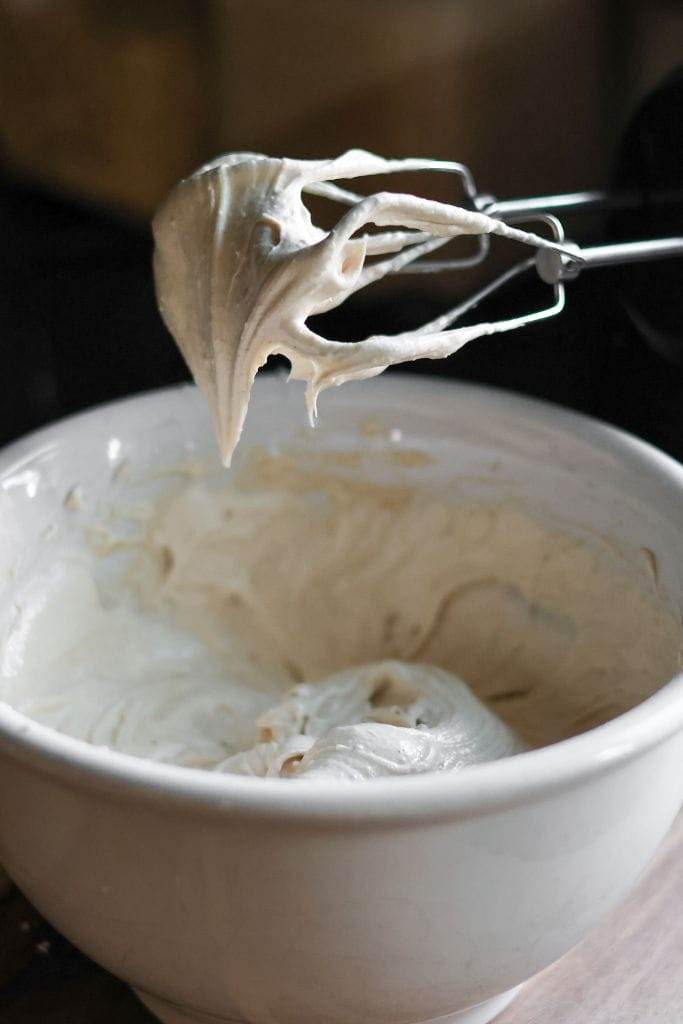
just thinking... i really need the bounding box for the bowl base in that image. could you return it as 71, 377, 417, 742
135, 984, 521, 1024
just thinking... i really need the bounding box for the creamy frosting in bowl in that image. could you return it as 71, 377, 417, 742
0, 378, 680, 784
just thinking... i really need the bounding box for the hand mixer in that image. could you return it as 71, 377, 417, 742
153, 69, 682, 465
319, 71, 683, 353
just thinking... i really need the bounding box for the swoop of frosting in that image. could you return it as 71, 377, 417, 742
219, 661, 523, 779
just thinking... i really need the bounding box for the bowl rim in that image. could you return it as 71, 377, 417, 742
1, 376, 682, 826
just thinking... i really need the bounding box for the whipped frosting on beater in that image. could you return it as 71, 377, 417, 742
153, 150, 566, 465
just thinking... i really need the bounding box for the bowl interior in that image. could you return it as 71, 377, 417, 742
0, 375, 682, 760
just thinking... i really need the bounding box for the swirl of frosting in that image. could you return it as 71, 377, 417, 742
218, 661, 524, 780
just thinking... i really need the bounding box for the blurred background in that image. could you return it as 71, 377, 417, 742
0, 0, 682, 457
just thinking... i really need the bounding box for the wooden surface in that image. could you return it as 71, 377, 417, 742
1, 814, 681, 1023
497, 811, 683, 1024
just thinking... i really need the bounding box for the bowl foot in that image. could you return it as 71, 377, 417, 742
135, 989, 236, 1024
425, 986, 522, 1024
135, 985, 522, 1024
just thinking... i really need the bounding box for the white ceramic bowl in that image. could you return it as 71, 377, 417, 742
0, 376, 682, 1024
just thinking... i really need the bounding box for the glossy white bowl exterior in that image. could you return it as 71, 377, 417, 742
0, 376, 682, 1024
